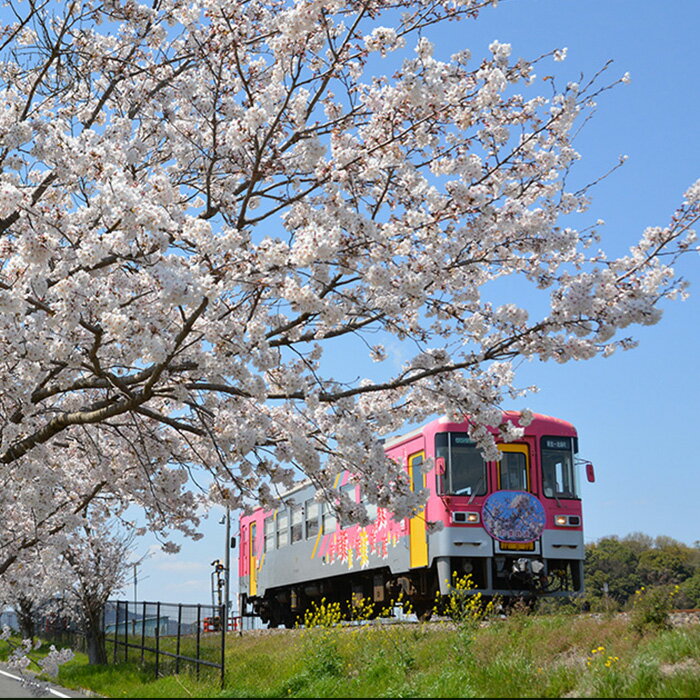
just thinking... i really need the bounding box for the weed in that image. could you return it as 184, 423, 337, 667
437, 573, 499, 653
629, 584, 680, 635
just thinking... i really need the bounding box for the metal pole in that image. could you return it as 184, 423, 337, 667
175, 604, 182, 675
113, 602, 119, 663
220, 603, 226, 688
124, 600, 129, 663
196, 604, 201, 681
155, 602, 161, 680
141, 602, 146, 664
224, 507, 231, 630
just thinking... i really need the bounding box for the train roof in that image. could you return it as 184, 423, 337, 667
383, 411, 576, 449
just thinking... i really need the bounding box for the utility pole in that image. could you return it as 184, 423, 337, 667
224, 506, 231, 630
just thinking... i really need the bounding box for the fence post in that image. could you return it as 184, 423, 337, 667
100, 606, 105, 661
113, 602, 119, 663
196, 604, 201, 681
124, 600, 129, 663
175, 604, 182, 675
140, 601, 146, 664
155, 602, 161, 680
220, 604, 226, 688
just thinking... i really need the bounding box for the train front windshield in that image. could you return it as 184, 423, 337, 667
541, 436, 579, 499
435, 433, 487, 497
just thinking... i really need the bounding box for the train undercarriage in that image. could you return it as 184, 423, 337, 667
241, 555, 584, 628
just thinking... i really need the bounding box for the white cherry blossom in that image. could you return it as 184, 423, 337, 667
0, 0, 696, 574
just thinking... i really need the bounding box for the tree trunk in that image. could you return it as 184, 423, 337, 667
84, 607, 107, 665
16, 597, 35, 641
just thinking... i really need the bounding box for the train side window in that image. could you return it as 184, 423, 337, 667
435, 433, 487, 497
264, 515, 275, 552
338, 482, 357, 528
277, 509, 289, 548
409, 454, 424, 492
250, 521, 257, 557
541, 437, 579, 499
321, 500, 337, 534
305, 499, 320, 539
360, 488, 378, 521
499, 451, 528, 490
290, 503, 303, 543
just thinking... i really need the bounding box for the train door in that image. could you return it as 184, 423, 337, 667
408, 451, 429, 568
497, 443, 531, 491
249, 521, 258, 596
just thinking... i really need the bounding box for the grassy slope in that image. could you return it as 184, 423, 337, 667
51, 613, 700, 698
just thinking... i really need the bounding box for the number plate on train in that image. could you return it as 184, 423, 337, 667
499, 542, 535, 551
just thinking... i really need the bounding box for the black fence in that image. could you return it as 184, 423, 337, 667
105, 601, 229, 685
2, 600, 264, 686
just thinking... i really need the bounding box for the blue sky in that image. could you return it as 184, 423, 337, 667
111, 0, 699, 605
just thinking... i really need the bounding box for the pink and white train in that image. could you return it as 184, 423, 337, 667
238, 412, 593, 627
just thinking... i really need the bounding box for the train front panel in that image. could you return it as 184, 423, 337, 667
408, 413, 585, 599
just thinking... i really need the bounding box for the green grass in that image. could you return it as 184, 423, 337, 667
5, 614, 699, 698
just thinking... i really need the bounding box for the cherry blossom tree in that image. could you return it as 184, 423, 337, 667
59, 522, 136, 665
0, 521, 135, 665
0, 545, 76, 689
0, 0, 697, 575
0, 547, 65, 640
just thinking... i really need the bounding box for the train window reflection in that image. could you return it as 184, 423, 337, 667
290, 503, 303, 542
277, 509, 289, 548
321, 500, 337, 534
360, 488, 378, 521
435, 433, 487, 497
499, 452, 528, 491
338, 482, 357, 528
305, 499, 320, 539
542, 447, 578, 499
264, 515, 275, 552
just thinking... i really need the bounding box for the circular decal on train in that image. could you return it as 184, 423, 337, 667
481, 490, 546, 543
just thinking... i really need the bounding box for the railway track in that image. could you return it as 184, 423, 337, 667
235, 609, 700, 635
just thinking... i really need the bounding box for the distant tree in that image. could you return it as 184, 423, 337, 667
0, 548, 67, 640
621, 532, 655, 555
12, 594, 37, 641
679, 571, 700, 609
584, 535, 700, 609
584, 537, 642, 607
637, 543, 695, 588
0, 520, 134, 670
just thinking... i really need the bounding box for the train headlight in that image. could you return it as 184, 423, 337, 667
452, 511, 480, 524
554, 514, 581, 527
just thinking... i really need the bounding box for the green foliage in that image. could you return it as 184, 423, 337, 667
437, 572, 500, 652
629, 584, 680, 635
679, 571, 700, 608
584, 535, 700, 611
585, 537, 642, 606
638, 546, 695, 587
534, 595, 584, 616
